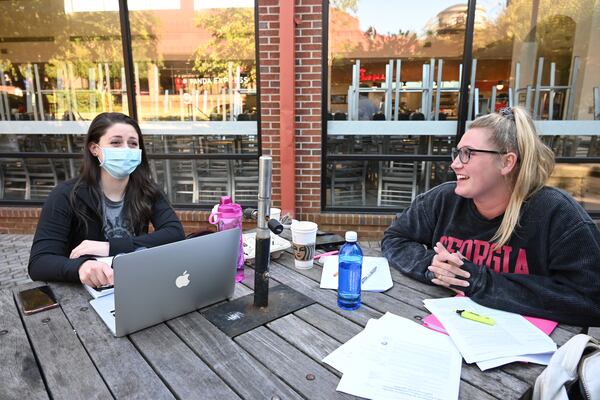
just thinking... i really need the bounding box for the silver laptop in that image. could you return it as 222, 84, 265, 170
90, 228, 239, 337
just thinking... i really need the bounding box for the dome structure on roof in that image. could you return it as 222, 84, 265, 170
425, 3, 489, 35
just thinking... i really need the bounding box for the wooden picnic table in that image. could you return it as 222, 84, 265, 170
0, 240, 584, 400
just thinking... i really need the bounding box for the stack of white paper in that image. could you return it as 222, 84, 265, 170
423, 297, 557, 370
323, 312, 462, 400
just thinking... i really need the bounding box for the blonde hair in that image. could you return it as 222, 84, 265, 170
469, 107, 555, 247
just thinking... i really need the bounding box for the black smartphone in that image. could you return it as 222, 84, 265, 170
18, 285, 59, 315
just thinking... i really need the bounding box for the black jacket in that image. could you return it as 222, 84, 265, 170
382, 182, 600, 327
28, 179, 185, 282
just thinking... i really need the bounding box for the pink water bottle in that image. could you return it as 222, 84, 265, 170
209, 196, 245, 282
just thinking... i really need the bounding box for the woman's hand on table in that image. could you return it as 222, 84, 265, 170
79, 260, 114, 287
428, 242, 470, 295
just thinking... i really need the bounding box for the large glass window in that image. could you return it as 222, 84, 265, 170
0, 0, 125, 201
328, 0, 470, 121
129, 1, 258, 206
0, 0, 259, 207
472, 0, 600, 214
0, 1, 125, 121
325, 0, 469, 210
325, 0, 600, 214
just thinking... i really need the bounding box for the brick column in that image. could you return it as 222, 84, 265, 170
294, 0, 323, 216
257, 0, 322, 216
257, 0, 282, 203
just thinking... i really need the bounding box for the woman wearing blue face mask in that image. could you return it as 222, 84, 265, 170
28, 112, 185, 287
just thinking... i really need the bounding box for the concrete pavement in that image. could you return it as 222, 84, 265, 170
0, 234, 33, 289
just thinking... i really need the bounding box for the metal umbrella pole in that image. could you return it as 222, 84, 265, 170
202, 156, 314, 337
254, 156, 272, 307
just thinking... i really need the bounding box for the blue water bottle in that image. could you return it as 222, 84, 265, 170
337, 231, 363, 310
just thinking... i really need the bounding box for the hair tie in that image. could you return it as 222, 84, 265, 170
499, 107, 515, 121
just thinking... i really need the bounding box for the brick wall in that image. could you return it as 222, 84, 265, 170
0, 208, 41, 234
0, 206, 393, 239
257, 0, 282, 201
254, 0, 390, 238
0, 207, 216, 236
258, 0, 323, 215
292, 0, 323, 214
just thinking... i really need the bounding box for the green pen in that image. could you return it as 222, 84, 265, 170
455, 309, 496, 326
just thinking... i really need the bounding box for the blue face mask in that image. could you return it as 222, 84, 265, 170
98, 147, 142, 179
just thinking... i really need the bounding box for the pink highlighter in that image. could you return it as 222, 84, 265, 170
314, 250, 339, 260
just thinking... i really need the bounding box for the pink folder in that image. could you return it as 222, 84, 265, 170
422, 313, 558, 336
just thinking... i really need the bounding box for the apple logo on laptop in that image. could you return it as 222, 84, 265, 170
175, 271, 190, 288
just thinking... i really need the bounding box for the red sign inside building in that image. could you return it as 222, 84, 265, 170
359, 68, 385, 82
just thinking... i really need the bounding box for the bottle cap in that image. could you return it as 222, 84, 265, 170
220, 196, 232, 205
345, 231, 357, 242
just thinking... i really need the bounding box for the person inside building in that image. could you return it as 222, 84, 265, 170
28, 112, 185, 287
358, 89, 379, 121
382, 106, 600, 326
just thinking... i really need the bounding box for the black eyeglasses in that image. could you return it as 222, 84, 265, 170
451, 147, 506, 164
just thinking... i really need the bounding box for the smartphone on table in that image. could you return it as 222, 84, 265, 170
18, 285, 59, 315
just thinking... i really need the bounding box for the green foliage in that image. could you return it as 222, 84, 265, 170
192, 8, 256, 84
330, 0, 359, 14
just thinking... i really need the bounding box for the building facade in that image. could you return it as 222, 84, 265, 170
1, 0, 599, 238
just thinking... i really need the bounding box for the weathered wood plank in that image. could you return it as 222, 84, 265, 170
233, 282, 254, 299
292, 302, 509, 400
388, 266, 452, 297
501, 362, 544, 388
458, 382, 499, 400
167, 311, 303, 400
236, 326, 354, 400
460, 363, 530, 399
0, 288, 48, 400
377, 279, 443, 311
268, 256, 382, 326
12, 283, 112, 399
559, 324, 585, 334
257, 311, 497, 399
276, 255, 536, 398
267, 314, 343, 375
129, 323, 240, 400
271, 254, 431, 326
295, 304, 364, 343
292, 242, 576, 389
50, 283, 175, 400
551, 326, 579, 346
266, 250, 324, 283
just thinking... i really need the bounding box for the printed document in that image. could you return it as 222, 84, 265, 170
324, 312, 462, 400
423, 297, 556, 364
422, 313, 557, 370
476, 352, 554, 371
320, 256, 393, 292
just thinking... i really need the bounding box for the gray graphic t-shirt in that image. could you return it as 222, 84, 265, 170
102, 195, 133, 240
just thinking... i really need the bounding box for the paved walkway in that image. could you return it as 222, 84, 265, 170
0, 234, 33, 289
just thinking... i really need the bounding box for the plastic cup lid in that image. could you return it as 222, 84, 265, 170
291, 221, 318, 232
